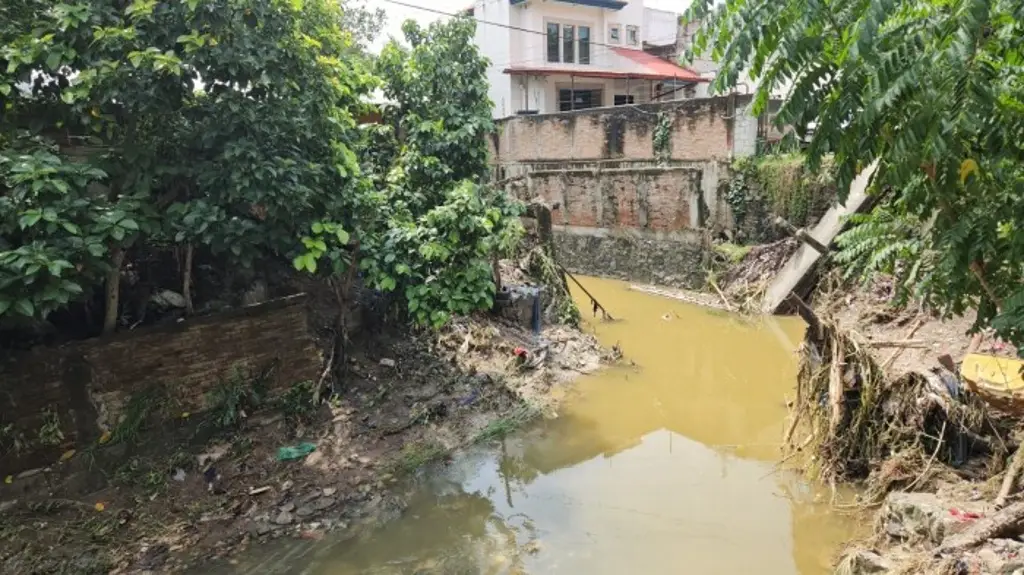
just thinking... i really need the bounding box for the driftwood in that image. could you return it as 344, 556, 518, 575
868, 339, 930, 349
880, 318, 925, 370
996, 441, 1024, 508
561, 264, 613, 320
936, 500, 1024, 554
827, 337, 845, 436
708, 277, 734, 312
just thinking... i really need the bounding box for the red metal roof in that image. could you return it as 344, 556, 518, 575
503, 49, 706, 83
610, 48, 705, 82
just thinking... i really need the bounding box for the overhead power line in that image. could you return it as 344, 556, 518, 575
380, 0, 683, 55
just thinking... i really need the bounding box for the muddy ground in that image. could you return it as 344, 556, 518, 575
0, 313, 609, 574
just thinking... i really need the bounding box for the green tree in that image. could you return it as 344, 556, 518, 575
297, 17, 523, 330
687, 0, 1024, 344
1, 0, 374, 332
367, 17, 523, 327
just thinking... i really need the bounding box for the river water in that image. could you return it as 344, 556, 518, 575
230, 277, 858, 574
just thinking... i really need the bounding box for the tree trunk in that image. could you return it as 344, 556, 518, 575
182, 243, 194, 316
102, 247, 125, 335
996, 441, 1024, 508
936, 500, 1024, 554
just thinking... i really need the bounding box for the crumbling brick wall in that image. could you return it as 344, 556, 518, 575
490, 96, 760, 288
527, 167, 704, 232
490, 96, 749, 164
0, 295, 319, 476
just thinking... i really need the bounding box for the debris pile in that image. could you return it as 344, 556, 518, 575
719, 238, 799, 310
788, 315, 1008, 502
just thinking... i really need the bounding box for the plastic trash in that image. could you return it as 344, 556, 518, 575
277, 442, 317, 461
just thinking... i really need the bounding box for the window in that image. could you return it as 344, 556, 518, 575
546, 23, 559, 62
562, 25, 575, 64
546, 21, 592, 65
609, 25, 621, 44
559, 89, 602, 112
579, 26, 591, 64
614, 94, 635, 106
626, 25, 639, 46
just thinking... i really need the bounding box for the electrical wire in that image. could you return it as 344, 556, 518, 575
380, 0, 683, 55
378, 0, 706, 112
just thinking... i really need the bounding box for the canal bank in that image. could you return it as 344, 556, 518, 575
217, 277, 863, 574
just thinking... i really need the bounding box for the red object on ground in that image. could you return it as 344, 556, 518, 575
513, 347, 528, 358
949, 508, 983, 520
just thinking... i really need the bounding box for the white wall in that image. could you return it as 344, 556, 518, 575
476, 0, 654, 118
643, 7, 677, 47
475, 0, 513, 117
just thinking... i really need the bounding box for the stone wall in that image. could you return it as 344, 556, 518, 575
554, 227, 706, 288
0, 295, 319, 476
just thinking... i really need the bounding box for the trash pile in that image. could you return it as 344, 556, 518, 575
787, 315, 1009, 503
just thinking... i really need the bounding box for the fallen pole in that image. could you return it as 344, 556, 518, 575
773, 216, 830, 255
557, 263, 613, 320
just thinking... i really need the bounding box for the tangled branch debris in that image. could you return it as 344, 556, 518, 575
787, 315, 1005, 503
521, 246, 581, 326
719, 238, 799, 311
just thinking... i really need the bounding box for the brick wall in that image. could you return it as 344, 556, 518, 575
490, 96, 754, 164
527, 166, 704, 232
0, 295, 319, 476
491, 96, 762, 288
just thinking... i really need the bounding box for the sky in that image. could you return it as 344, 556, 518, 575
364, 0, 690, 53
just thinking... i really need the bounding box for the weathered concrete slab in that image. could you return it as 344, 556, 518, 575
761, 159, 880, 314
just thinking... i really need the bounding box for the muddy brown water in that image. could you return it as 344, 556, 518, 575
224, 277, 860, 574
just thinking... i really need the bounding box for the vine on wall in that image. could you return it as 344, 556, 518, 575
727, 154, 836, 243
653, 111, 673, 163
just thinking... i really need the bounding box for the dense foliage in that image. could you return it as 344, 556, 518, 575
298, 17, 522, 329
1, 2, 519, 337
687, 0, 1024, 345
1, 0, 373, 333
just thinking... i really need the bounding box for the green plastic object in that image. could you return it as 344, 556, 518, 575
276, 442, 317, 461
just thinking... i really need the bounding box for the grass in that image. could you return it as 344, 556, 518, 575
390, 440, 447, 474
714, 242, 753, 264
111, 385, 172, 445
206, 366, 266, 429
472, 403, 541, 444
277, 380, 316, 424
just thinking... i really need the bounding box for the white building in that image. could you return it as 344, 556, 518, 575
469, 0, 705, 119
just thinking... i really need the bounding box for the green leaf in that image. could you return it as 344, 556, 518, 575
119, 218, 139, 231
0, 84, 10, 96
335, 229, 349, 245
0, 300, 11, 315
45, 52, 61, 71
61, 222, 81, 235
19, 211, 42, 229
311, 222, 324, 234
14, 299, 34, 317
